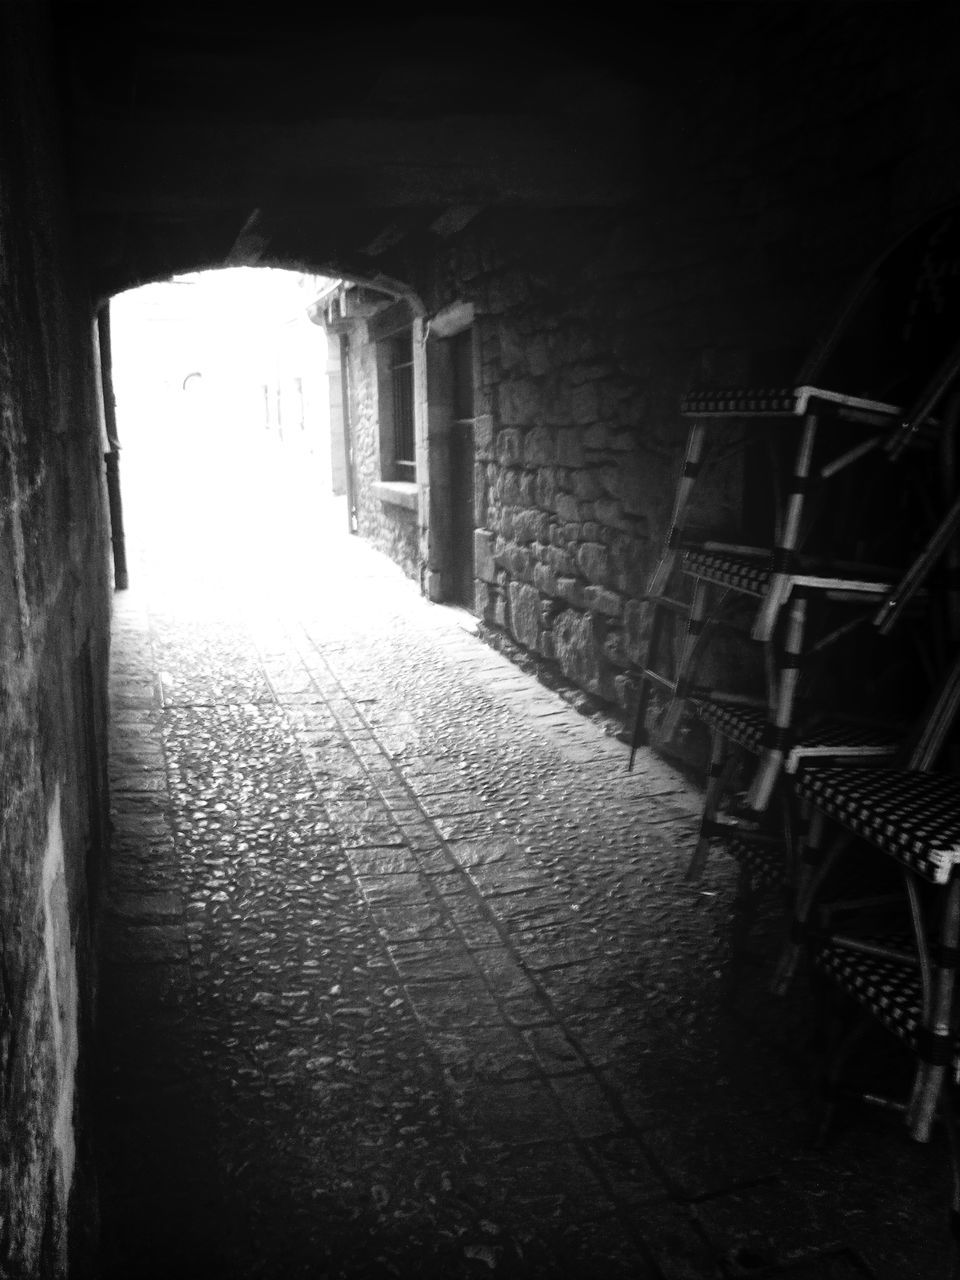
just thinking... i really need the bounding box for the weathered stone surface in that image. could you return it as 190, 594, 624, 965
512, 508, 549, 545
614, 672, 641, 713
603, 631, 630, 668
527, 333, 550, 377
576, 542, 610, 585
594, 497, 626, 529
475, 529, 498, 584
1, 19, 112, 1274
499, 467, 524, 506
556, 428, 585, 468
495, 428, 525, 468
544, 545, 576, 577
623, 597, 648, 663
584, 586, 623, 617
508, 581, 541, 650
474, 413, 495, 459
533, 562, 559, 596
609, 533, 650, 598
498, 321, 524, 371
503, 540, 534, 579
552, 609, 604, 693
570, 382, 599, 425
555, 493, 580, 523
535, 466, 560, 511
555, 577, 587, 609
498, 379, 541, 426
572, 468, 603, 501
540, 597, 563, 626
523, 426, 556, 467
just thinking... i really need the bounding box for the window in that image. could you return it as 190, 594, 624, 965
388, 329, 416, 480
372, 301, 419, 489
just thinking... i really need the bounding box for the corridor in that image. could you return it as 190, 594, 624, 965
97, 504, 950, 1280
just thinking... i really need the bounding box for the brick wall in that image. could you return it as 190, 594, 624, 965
0, 9, 112, 1276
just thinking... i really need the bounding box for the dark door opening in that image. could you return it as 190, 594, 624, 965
447, 328, 475, 610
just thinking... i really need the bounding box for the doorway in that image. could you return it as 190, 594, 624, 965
447, 328, 476, 610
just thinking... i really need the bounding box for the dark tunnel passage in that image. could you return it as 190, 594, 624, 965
5, 5, 960, 1278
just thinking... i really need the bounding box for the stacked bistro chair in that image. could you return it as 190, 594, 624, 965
630, 204, 960, 905
775, 649, 960, 1264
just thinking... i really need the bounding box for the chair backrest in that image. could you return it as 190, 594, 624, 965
797, 205, 960, 407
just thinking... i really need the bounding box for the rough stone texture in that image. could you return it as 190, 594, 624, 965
0, 9, 112, 1277
553, 610, 604, 695
508, 581, 541, 652
344, 331, 420, 582
320, 23, 960, 764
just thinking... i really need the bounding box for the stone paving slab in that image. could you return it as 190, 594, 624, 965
94, 528, 955, 1280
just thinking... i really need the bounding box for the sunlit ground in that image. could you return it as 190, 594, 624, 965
111, 268, 352, 614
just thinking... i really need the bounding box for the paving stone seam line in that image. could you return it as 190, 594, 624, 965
125, 595, 813, 1275
284, 635, 730, 1231
250, 625, 693, 1265
258, 618, 696, 1243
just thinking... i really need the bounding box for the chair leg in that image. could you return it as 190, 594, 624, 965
907, 878, 960, 1143
661, 577, 709, 742
721, 857, 767, 1009
748, 594, 807, 810
941, 1086, 960, 1279
646, 422, 705, 602
685, 733, 737, 882
752, 411, 818, 643
628, 678, 652, 770
814, 1009, 872, 1149
771, 811, 843, 996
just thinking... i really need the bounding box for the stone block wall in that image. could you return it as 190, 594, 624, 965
342, 326, 420, 580
1, 9, 113, 1276
353, 6, 960, 764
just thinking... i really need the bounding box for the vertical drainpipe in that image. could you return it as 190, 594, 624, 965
97, 305, 129, 589
339, 332, 357, 534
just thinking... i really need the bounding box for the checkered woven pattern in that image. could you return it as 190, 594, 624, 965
681, 549, 771, 596
796, 767, 960, 883
790, 721, 898, 757
814, 937, 925, 1050
720, 830, 787, 888
680, 388, 800, 417
696, 700, 899, 766
697, 701, 768, 751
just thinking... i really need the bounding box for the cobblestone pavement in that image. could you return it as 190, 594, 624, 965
97, 492, 954, 1280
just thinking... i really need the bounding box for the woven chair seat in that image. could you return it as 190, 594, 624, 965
681, 547, 899, 602
680, 385, 904, 421
680, 548, 772, 597
696, 699, 899, 770
680, 387, 800, 416
697, 701, 768, 749
710, 827, 787, 888
814, 935, 936, 1053
796, 767, 960, 884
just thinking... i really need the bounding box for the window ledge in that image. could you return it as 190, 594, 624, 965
372, 480, 418, 511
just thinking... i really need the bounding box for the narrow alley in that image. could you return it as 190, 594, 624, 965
96, 494, 950, 1280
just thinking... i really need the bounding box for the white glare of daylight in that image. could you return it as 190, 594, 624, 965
108, 268, 343, 605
